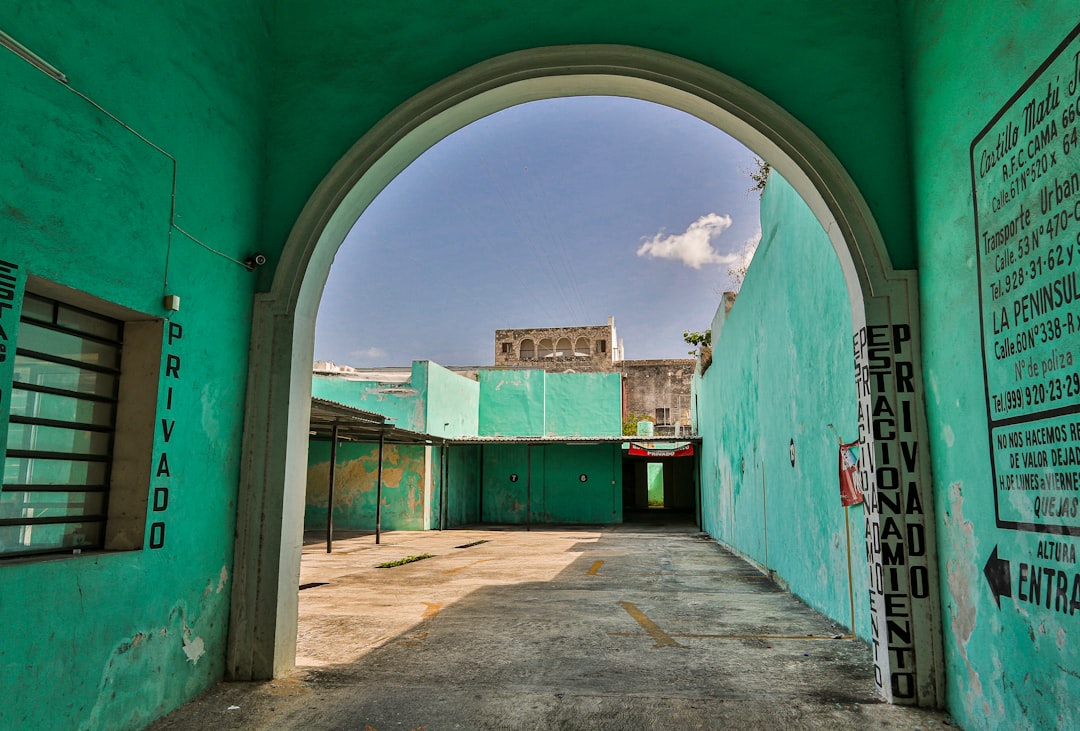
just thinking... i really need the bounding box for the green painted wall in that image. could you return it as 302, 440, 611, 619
695, 174, 867, 639
262, 1, 916, 280
901, 6, 1080, 729
306, 441, 427, 532
478, 370, 546, 436
5, 3, 1077, 727
0, 3, 269, 730
478, 369, 621, 437
480, 444, 531, 523
480, 443, 621, 524
544, 372, 622, 437
424, 362, 480, 438
647, 463, 665, 506
311, 367, 427, 433
446, 445, 482, 527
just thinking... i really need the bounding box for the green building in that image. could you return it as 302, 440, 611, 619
2, 4, 1079, 729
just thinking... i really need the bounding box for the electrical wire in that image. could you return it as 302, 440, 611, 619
1, 32, 252, 298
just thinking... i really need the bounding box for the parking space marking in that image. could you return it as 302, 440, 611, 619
617, 601, 684, 648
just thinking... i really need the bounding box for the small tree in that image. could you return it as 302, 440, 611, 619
623, 413, 655, 436
683, 329, 711, 356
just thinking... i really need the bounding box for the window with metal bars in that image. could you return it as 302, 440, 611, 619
1, 292, 122, 558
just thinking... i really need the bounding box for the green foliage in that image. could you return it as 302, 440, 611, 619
376, 553, 433, 568
683, 329, 712, 356
682, 330, 712, 347
746, 155, 771, 197
622, 413, 655, 436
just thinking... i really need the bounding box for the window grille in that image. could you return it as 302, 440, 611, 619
1, 292, 122, 558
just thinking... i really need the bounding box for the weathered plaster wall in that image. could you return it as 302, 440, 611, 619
306, 441, 427, 531
424, 361, 480, 438
621, 359, 695, 432
312, 369, 427, 433
0, 3, 270, 729
446, 445, 482, 527
478, 370, 620, 437
901, 6, 1080, 729
481, 444, 622, 524
544, 372, 622, 437
695, 174, 867, 639
478, 370, 546, 436
494, 323, 617, 371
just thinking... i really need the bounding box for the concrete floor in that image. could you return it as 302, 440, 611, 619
149, 520, 956, 730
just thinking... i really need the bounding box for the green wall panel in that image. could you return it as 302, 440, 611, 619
544, 372, 622, 437
481, 444, 532, 523
695, 174, 866, 638
0, 3, 269, 729
542, 444, 621, 523
306, 441, 427, 532
481, 443, 620, 524
312, 369, 427, 433
447, 445, 481, 527
424, 361, 480, 438
902, 6, 1080, 728
479, 370, 546, 436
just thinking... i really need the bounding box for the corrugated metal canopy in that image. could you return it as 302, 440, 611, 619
309, 398, 432, 444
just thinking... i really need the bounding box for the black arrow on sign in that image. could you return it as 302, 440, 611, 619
983, 545, 1012, 609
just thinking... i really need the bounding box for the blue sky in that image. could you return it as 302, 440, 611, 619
314, 96, 762, 366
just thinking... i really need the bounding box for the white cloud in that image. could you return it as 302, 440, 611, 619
636, 213, 740, 269
726, 229, 761, 290
349, 346, 387, 361
732, 230, 761, 271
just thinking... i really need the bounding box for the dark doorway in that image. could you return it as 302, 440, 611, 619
621, 451, 697, 523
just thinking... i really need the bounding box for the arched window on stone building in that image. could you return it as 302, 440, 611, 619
555, 337, 572, 357
574, 337, 590, 357
520, 338, 535, 360
538, 338, 554, 359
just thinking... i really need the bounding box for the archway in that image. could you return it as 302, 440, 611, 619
227, 45, 942, 708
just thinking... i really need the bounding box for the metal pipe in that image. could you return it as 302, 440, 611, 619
326, 423, 339, 553
375, 428, 385, 545
526, 444, 532, 532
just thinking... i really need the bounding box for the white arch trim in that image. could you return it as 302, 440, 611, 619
273, 45, 899, 328
230, 44, 940, 707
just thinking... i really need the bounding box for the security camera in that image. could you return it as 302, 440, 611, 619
245, 253, 268, 270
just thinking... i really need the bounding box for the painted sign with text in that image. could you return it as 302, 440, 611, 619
972, 24, 1080, 535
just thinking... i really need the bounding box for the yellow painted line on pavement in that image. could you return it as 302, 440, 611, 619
607, 631, 854, 640
442, 558, 494, 574
421, 602, 442, 619
588, 560, 604, 575
617, 601, 684, 648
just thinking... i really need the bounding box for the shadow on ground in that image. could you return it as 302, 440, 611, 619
148, 523, 954, 730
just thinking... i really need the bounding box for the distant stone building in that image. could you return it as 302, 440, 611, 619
621, 359, 694, 436
492, 317, 694, 436
494, 316, 624, 372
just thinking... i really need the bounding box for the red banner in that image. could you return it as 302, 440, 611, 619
838, 440, 863, 507
628, 443, 695, 458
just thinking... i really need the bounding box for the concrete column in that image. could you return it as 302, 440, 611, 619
227, 299, 310, 680
854, 281, 944, 707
